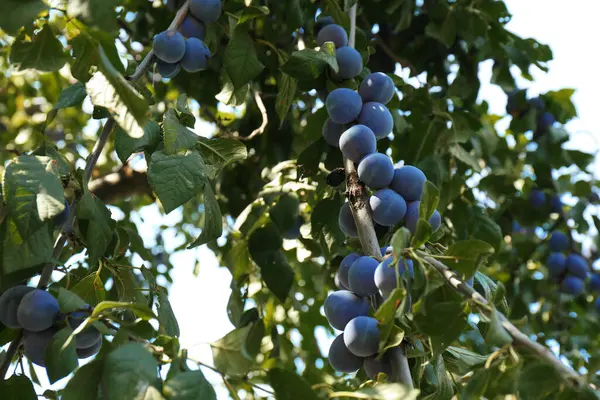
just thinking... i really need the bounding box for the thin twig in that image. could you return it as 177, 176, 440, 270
0, 1, 191, 381
240, 90, 268, 141
416, 250, 583, 387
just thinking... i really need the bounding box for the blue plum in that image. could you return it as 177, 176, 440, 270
404, 201, 440, 235
339, 253, 360, 289
23, 328, 57, 366
390, 166, 426, 202
566, 254, 589, 279
76, 339, 102, 359
178, 16, 206, 39
537, 112, 556, 132
326, 88, 363, 124
322, 118, 347, 147
153, 30, 186, 63
324, 290, 369, 330
363, 351, 393, 379
343, 316, 380, 357
339, 202, 358, 237
551, 195, 562, 213
339, 124, 376, 162
0, 285, 34, 328
529, 190, 546, 208
357, 153, 394, 189
549, 232, 569, 252
348, 256, 379, 296
68, 311, 102, 349
369, 189, 407, 226
429, 210, 442, 232
590, 273, 600, 293
17, 289, 60, 332
547, 253, 567, 278
374, 256, 414, 298
334, 272, 347, 290
560, 275, 585, 296
54, 200, 70, 228
359, 72, 395, 105
335, 46, 363, 80
316, 24, 348, 48
328, 334, 363, 373
180, 38, 211, 72
156, 60, 181, 79
315, 16, 335, 36
358, 102, 393, 139
189, 0, 222, 23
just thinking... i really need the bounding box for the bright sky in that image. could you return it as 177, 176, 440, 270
11, 1, 600, 398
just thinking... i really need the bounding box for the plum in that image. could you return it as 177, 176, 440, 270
590, 273, 600, 293
404, 201, 441, 235
76, 338, 102, 359
326, 88, 362, 124
359, 72, 395, 105
339, 202, 358, 238
316, 24, 348, 48
156, 60, 181, 79
547, 253, 566, 278
68, 311, 102, 349
429, 210, 442, 232
339, 125, 376, 163
549, 232, 569, 252
180, 38, 211, 73
0, 285, 35, 328
363, 351, 393, 379
529, 190, 546, 208
178, 16, 206, 40
348, 256, 379, 297
357, 153, 394, 189
390, 166, 426, 202
322, 118, 347, 147
23, 328, 57, 366
374, 257, 414, 298
335, 46, 363, 80
566, 254, 589, 279
314, 16, 335, 36
324, 290, 369, 330
328, 334, 363, 373
54, 200, 70, 228
17, 289, 60, 332
560, 275, 584, 296
338, 253, 360, 290
358, 102, 394, 139
369, 189, 407, 227
189, 0, 222, 23
153, 30, 186, 63
343, 316, 379, 357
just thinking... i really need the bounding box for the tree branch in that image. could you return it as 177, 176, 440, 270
0, 0, 192, 381
240, 90, 268, 141
416, 250, 583, 387
344, 3, 413, 389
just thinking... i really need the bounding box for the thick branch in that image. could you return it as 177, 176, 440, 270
89, 166, 153, 204
417, 251, 583, 387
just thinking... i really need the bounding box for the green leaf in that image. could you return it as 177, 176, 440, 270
242, 319, 265, 361
102, 343, 160, 399
443, 346, 488, 375
9, 24, 67, 72
330, 383, 419, 400
411, 219, 432, 248
448, 145, 482, 172
69, 34, 96, 82
157, 289, 180, 337
163, 109, 198, 155
71, 273, 105, 306
196, 137, 248, 179
56, 287, 88, 313
53, 82, 87, 110
419, 181, 440, 220
518, 362, 560, 400
0, 0, 47, 34
391, 228, 411, 260
92, 301, 156, 320
45, 327, 79, 383
485, 308, 513, 347
374, 288, 403, 353
235, 6, 270, 25
67, 0, 124, 33
30, 143, 72, 178
3, 155, 65, 237
444, 240, 495, 279
163, 370, 217, 400
210, 325, 254, 376
0, 374, 38, 400
62, 361, 103, 400
420, 355, 454, 400
268, 368, 319, 400
76, 191, 116, 266
147, 150, 207, 214
226, 241, 252, 281
276, 73, 297, 126
460, 368, 491, 399
86, 45, 148, 139
224, 27, 264, 89
425, 10, 457, 48
323, 0, 350, 30
248, 224, 294, 302
115, 120, 162, 163
280, 49, 337, 81
187, 184, 223, 248
310, 197, 345, 251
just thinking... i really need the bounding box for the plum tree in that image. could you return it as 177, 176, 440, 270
560, 275, 585, 296
0, 285, 34, 328
180, 38, 211, 73
547, 253, 567, 278
549, 232, 569, 252
357, 102, 393, 139
565, 254, 589, 279
328, 334, 363, 373
369, 189, 407, 226
76, 338, 102, 359
335, 46, 363, 80
153, 30, 186, 63
326, 88, 363, 124
347, 256, 379, 296
374, 257, 414, 298
178, 16, 206, 40
339, 125, 376, 162
189, 0, 222, 23
338, 253, 360, 290
17, 289, 60, 332
390, 166, 426, 202
316, 24, 348, 48
68, 312, 102, 349
343, 316, 379, 357
363, 351, 393, 379
23, 328, 57, 367
338, 202, 358, 237
322, 118, 347, 147
156, 60, 181, 79
324, 290, 369, 330
529, 190, 546, 208
357, 153, 394, 189
359, 72, 395, 105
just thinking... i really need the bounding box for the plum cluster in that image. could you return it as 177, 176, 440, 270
529, 189, 562, 213
0, 286, 101, 366
546, 232, 590, 295
316, 23, 363, 81
326, 249, 413, 376
153, 0, 221, 78
506, 90, 556, 138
